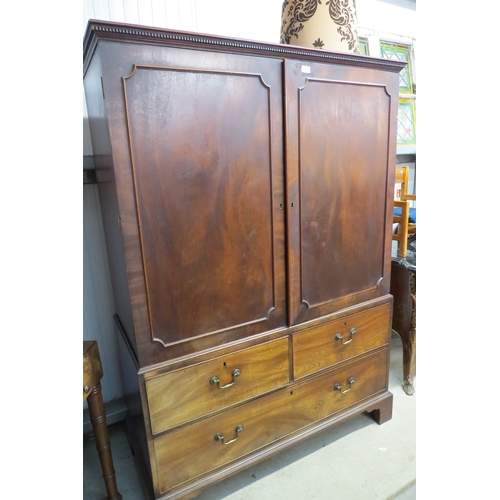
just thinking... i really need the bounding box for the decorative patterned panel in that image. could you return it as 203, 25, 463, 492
397, 98, 416, 145
280, 0, 360, 53
380, 42, 413, 93
380, 41, 416, 146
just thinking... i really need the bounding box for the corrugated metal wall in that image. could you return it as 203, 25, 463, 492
82, 0, 283, 45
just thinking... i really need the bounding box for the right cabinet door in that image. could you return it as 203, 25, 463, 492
285, 59, 398, 326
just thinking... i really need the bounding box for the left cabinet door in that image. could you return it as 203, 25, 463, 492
112, 46, 287, 363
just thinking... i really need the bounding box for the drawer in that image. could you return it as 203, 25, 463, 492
293, 303, 391, 379
153, 349, 388, 495
145, 338, 289, 434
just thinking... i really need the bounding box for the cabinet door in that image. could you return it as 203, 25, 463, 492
285, 60, 398, 325
119, 50, 286, 360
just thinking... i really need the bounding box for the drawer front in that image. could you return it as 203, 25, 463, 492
293, 303, 391, 379
153, 349, 388, 494
145, 338, 289, 434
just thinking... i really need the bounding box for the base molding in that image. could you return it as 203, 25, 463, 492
136, 390, 393, 500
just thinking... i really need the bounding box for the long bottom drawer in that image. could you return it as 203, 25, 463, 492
153, 348, 389, 495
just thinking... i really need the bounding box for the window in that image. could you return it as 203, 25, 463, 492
379, 42, 416, 147
358, 38, 369, 56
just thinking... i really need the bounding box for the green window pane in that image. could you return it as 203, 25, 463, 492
397, 99, 416, 145
380, 42, 412, 93
359, 39, 369, 56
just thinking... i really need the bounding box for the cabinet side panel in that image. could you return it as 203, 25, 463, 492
84, 49, 137, 355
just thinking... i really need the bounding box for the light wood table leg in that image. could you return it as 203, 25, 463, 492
84, 341, 122, 500
87, 383, 123, 500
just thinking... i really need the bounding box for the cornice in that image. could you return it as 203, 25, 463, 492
83, 19, 407, 76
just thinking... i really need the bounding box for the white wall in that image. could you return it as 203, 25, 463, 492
357, 0, 416, 38
83, 0, 417, 412
83, 183, 124, 410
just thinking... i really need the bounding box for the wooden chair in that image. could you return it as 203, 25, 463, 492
392, 166, 416, 258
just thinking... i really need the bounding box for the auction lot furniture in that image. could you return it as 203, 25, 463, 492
83, 20, 405, 500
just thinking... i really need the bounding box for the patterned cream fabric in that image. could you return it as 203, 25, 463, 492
280, 0, 360, 53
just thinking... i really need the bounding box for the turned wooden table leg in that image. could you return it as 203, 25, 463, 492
87, 382, 123, 500
84, 340, 122, 500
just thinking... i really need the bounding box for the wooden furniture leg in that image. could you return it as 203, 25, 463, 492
390, 259, 416, 395
401, 292, 416, 395
369, 393, 394, 425
84, 341, 123, 500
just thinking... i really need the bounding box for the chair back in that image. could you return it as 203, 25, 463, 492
395, 166, 416, 203
393, 166, 416, 257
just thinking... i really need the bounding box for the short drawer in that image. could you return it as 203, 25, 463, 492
153, 348, 388, 495
293, 303, 391, 379
145, 338, 289, 434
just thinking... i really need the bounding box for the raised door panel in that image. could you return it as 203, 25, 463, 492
285, 61, 398, 325
111, 48, 287, 363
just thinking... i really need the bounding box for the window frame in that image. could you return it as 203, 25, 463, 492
357, 30, 417, 155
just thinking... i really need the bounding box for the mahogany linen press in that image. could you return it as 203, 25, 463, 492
83, 19, 405, 499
